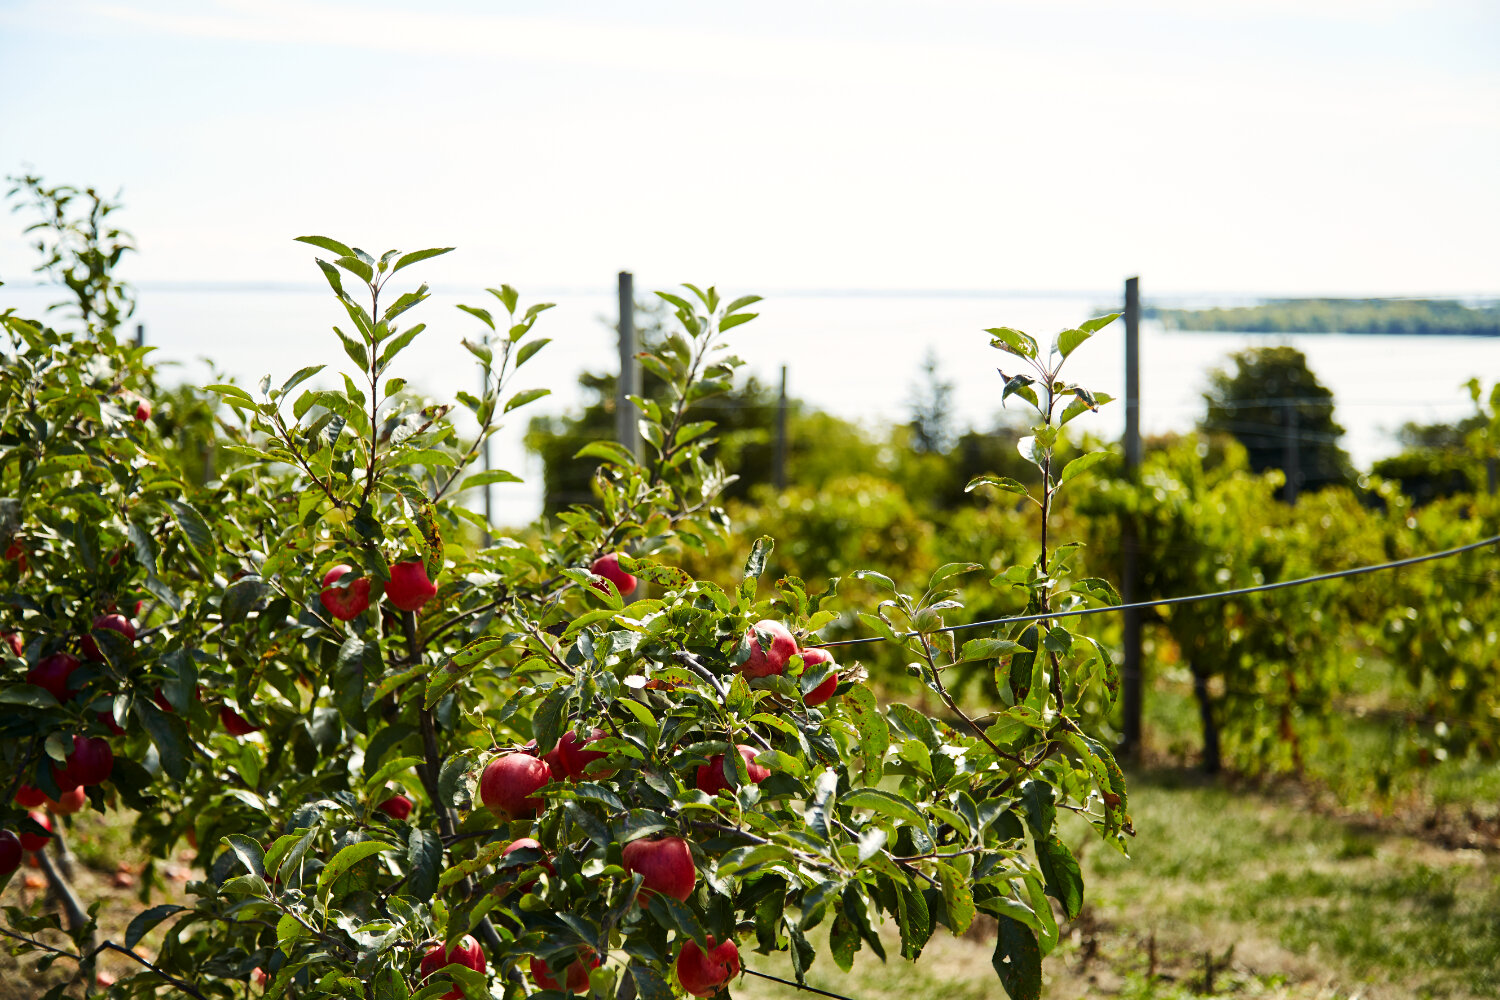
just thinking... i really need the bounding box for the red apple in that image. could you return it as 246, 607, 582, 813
589, 553, 637, 598
420, 935, 486, 998
741, 620, 797, 678
529, 949, 598, 995
15, 785, 46, 808
376, 794, 413, 821
319, 565, 371, 621
4, 538, 27, 574
499, 837, 554, 893
3, 633, 21, 657
696, 744, 771, 797
28, 652, 80, 702
81, 613, 137, 662
543, 728, 615, 781
621, 836, 696, 901
676, 936, 741, 997
45, 786, 87, 815
220, 706, 260, 736
0, 830, 21, 877
251, 967, 269, 988
19, 812, 51, 852
479, 752, 552, 820
134, 400, 151, 422
799, 647, 840, 706
386, 559, 438, 612
52, 735, 113, 791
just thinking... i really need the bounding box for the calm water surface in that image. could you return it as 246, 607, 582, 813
7, 285, 1497, 524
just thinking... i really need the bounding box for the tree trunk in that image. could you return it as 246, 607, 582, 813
1190, 662, 1221, 775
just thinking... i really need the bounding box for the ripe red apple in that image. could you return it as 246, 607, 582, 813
799, 647, 840, 706
250, 966, 269, 988
741, 620, 797, 678
52, 735, 114, 791
621, 836, 696, 901
589, 553, 637, 598
420, 935, 486, 999
220, 706, 260, 736
676, 936, 741, 997
3, 633, 21, 657
45, 786, 87, 815
19, 812, 51, 852
543, 728, 615, 781
376, 794, 413, 821
80, 613, 137, 662
15, 785, 46, 808
134, 400, 151, 422
0, 830, 21, 877
530, 949, 599, 995
696, 744, 771, 797
28, 652, 80, 702
319, 564, 371, 621
386, 559, 438, 612
499, 837, 554, 893
4, 538, 27, 574
479, 752, 552, 820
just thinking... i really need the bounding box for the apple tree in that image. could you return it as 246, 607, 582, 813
2, 218, 1128, 998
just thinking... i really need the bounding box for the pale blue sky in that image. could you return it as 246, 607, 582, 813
2, 0, 1497, 294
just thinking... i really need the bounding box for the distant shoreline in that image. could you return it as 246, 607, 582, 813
1146, 298, 1500, 337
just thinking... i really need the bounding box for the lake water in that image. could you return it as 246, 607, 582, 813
6, 283, 1498, 525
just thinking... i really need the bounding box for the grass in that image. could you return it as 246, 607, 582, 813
735, 767, 1500, 1000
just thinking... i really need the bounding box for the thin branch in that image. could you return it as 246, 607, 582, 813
0, 926, 212, 1000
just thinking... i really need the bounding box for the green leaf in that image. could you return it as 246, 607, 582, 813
844, 685, 889, 783
318, 841, 396, 893
335, 255, 375, 283
136, 700, 192, 782
646, 893, 708, 950
1058, 450, 1109, 487
220, 575, 265, 625
1079, 312, 1119, 334
459, 469, 522, 490
742, 535, 773, 581
503, 388, 550, 413
965, 474, 1030, 498
829, 909, 858, 971
515, 337, 551, 367
392, 247, 455, 273
167, 499, 214, 557
0, 687, 57, 708
276, 912, 305, 956
986, 326, 1038, 359
224, 834, 266, 878
1055, 327, 1090, 358
1036, 835, 1084, 919
264, 828, 312, 881
573, 440, 638, 466
295, 235, 357, 258
839, 789, 925, 829
406, 828, 442, 901
280, 364, 326, 397
124, 904, 183, 950
993, 916, 1043, 1000
627, 964, 674, 1000
439, 840, 511, 890
958, 637, 1023, 663
936, 861, 976, 934
363, 756, 423, 796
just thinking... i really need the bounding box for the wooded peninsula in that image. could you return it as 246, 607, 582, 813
1147, 298, 1500, 336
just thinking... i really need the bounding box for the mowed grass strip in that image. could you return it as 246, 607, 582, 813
739, 770, 1498, 1000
